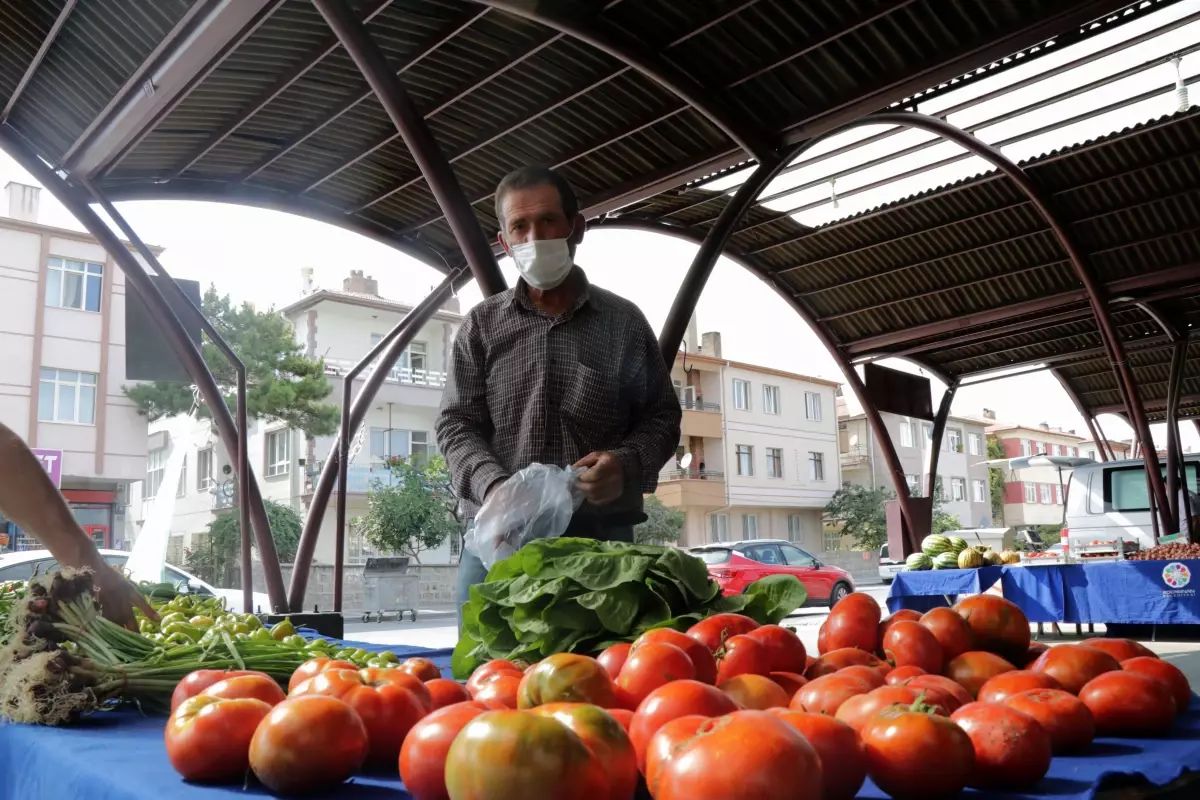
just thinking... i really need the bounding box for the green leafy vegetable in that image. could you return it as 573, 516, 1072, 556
452, 538, 807, 678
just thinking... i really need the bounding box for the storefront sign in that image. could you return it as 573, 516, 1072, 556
31, 448, 63, 488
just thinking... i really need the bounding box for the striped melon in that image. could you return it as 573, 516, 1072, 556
984, 550, 1005, 566
1000, 550, 1022, 565
921, 534, 952, 557
905, 553, 934, 571
934, 552, 960, 570
947, 536, 969, 554
957, 547, 984, 569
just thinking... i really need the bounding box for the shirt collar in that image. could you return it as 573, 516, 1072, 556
508, 266, 592, 316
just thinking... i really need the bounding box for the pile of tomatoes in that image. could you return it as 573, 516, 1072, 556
160, 595, 1194, 799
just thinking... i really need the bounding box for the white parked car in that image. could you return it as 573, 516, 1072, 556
0, 549, 270, 613
878, 543, 905, 583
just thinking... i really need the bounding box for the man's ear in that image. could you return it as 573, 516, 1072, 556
570, 213, 587, 247
496, 230, 511, 256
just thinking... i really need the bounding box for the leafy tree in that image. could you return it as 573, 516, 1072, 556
184, 499, 301, 588
123, 286, 339, 436
354, 455, 462, 563
636, 495, 684, 545
824, 484, 893, 550
987, 437, 1007, 525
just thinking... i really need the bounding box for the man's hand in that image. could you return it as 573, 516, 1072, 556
573, 451, 624, 505
90, 560, 158, 631
483, 477, 506, 505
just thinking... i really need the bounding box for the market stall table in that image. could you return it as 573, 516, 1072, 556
887, 565, 1005, 613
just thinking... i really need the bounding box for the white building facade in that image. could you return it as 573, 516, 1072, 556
0, 183, 148, 553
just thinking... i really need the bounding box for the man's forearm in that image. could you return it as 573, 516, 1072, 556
0, 422, 100, 568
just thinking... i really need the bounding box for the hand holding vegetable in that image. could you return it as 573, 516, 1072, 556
90, 557, 159, 631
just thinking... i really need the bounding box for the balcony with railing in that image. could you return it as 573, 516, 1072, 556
655, 468, 726, 508
305, 462, 407, 495
323, 358, 447, 389
840, 445, 871, 470
679, 397, 723, 438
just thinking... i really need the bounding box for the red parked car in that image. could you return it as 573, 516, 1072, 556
689, 539, 855, 606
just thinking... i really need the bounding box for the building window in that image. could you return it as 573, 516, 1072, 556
403, 341, 428, 373
766, 447, 783, 478
266, 430, 290, 477
370, 428, 410, 461
948, 428, 963, 452
709, 513, 729, 542
177, 456, 188, 498
900, 421, 914, 448
972, 479, 987, 503
46, 257, 104, 313
950, 477, 966, 502
1039, 483, 1052, 504
787, 514, 802, 543
197, 448, 214, 491
905, 474, 920, 494
735, 444, 754, 476
1087, 449, 1097, 460
450, 533, 461, 557
37, 368, 97, 424
968, 433, 982, 456
732, 379, 751, 411
1020, 439, 1032, 457
146, 448, 165, 499
809, 452, 825, 482
1068, 446, 1077, 457
1024, 483, 1037, 504
742, 513, 758, 539
411, 431, 438, 465
763, 385, 781, 415
922, 423, 933, 447
804, 392, 822, 421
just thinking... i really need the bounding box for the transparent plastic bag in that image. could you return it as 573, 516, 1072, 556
466, 463, 585, 569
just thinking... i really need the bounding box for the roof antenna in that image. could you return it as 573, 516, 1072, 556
1172, 55, 1190, 112
830, 178, 839, 209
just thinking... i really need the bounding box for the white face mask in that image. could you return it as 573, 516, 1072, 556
509, 237, 574, 290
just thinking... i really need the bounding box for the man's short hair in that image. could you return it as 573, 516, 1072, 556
494, 165, 579, 229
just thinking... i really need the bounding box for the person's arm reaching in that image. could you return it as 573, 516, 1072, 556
0, 422, 155, 628
435, 313, 508, 506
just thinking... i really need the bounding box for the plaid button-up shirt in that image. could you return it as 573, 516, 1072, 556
435, 269, 682, 523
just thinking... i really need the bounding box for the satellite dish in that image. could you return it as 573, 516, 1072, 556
679, 452, 694, 470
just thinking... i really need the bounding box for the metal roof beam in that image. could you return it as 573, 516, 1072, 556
1096, 394, 1200, 416
0, 0, 77, 123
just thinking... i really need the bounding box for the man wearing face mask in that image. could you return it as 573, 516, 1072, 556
436, 165, 682, 626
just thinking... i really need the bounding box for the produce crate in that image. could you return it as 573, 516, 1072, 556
1018, 552, 1068, 566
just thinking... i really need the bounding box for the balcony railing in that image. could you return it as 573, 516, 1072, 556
680, 398, 720, 413
324, 358, 447, 389
659, 468, 725, 481
840, 445, 870, 468
306, 462, 406, 494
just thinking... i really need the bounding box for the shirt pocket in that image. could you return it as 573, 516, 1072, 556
561, 363, 626, 442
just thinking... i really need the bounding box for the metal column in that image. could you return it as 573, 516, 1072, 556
1166, 337, 1188, 532
311, 0, 506, 298
927, 384, 958, 500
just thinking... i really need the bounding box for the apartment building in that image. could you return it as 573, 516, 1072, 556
0, 183, 148, 552
656, 329, 840, 554
1078, 438, 1133, 461
133, 269, 462, 568
837, 403, 993, 529
987, 418, 1086, 526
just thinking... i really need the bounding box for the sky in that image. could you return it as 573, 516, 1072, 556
2, 0, 1198, 451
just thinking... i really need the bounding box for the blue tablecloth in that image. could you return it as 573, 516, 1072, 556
1001, 560, 1200, 625
887, 565, 1005, 612
1, 635, 1198, 799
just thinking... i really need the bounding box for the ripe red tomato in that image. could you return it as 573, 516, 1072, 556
398, 701, 488, 800
745, 624, 808, 673
200, 674, 286, 707
1078, 671, 1177, 737
919, 607, 974, 666
529, 704, 638, 800
297, 669, 428, 762
444, 710, 608, 799
718, 674, 791, 710
835, 686, 929, 732
945, 651, 1016, 697
882, 620, 943, 673
837, 664, 887, 690
172, 669, 268, 712
466, 660, 524, 697
628, 680, 739, 771
517, 652, 615, 709
165, 695, 272, 782
617, 641, 696, 707
686, 613, 759, 653
605, 707, 634, 732
1003, 688, 1095, 753
952, 595, 1031, 663
1030, 644, 1121, 695
861, 703, 975, 800
650, 711, 824, 800
768, 709, 866, 800
805, 647, 886, 679
1122, 656, 1192, 711
714, 634, 772, 683
886, 666, 926, 685
1021, 642, 1050, 667
977, 670, 1061, 704
951, 702, 1052, 790
248, 695, 369, 794
643, 715, 708, 791
1080, 637, 1157, 663
398, 657, 441, 682
425, 678, 472, 710
635, 627, 718, 684
596, 643, 632, 681
792, 672, 872, 716
472, 672, 522, 709
818, 593, 881, 655
878, 610, 923, 645
767, 671, 808, 699
288, 658, 357, 694
903, 674, 973, 710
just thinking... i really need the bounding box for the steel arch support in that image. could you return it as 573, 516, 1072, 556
289, 272, 461, 612
927, 384, 958, 500
312, 0, 506, 297
468, 0, 774, 162
1051, 370, 1108, 462
1166, 337, 1188, 531
0, 124, 289, 612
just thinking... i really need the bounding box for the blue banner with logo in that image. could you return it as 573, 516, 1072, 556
1064, 559, 1200, 625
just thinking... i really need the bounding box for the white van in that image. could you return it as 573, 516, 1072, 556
1064, 454, 1200, 549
